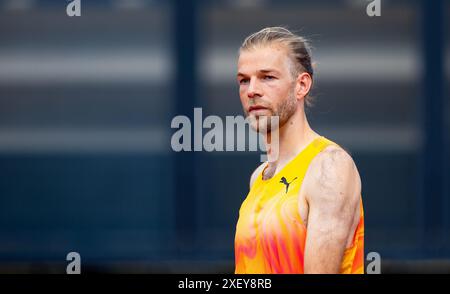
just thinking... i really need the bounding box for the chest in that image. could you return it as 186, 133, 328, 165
236, 177, 309, 241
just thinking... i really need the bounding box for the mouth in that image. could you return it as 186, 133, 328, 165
248, 105, 269, 113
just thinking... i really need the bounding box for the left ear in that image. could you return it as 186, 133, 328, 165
295, 72, 313, 101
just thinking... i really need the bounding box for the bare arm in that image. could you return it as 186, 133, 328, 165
303, 147, 361, 274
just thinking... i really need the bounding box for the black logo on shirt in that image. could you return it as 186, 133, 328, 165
280, 176, 297, 194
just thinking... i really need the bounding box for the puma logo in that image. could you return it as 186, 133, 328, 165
280, 176, 297, 193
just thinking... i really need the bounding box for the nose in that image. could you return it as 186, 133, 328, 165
247, 77, 262, 99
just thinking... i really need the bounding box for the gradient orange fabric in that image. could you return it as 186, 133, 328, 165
234, 136, 364, 274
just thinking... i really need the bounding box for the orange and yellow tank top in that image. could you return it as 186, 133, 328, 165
234, 136, 364, 274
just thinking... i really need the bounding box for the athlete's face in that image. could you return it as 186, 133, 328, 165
237, 44, 297, 133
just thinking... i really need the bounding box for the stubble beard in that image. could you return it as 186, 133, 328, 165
245, 88, 297, 135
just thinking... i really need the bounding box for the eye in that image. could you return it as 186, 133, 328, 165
263, 75, 276, 81
239, 78, 250, 85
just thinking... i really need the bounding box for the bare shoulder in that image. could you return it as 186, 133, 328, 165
249, 162, 267, 189
304, 145, 361, 203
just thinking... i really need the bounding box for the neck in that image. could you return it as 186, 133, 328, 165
264, 104, 318, 167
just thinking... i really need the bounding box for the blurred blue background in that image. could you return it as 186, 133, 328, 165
0, 0, 448, 273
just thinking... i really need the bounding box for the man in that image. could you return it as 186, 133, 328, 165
234, 27, 364, 274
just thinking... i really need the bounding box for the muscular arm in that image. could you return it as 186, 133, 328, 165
303, 147, 361, 274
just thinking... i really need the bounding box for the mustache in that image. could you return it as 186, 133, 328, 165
247, 102, 271, 109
